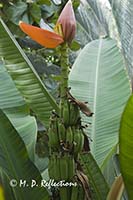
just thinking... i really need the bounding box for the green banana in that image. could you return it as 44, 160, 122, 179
67, 156, 75, 180
50, 116, 58, 134
48, 127, 59, 149
66, 126, 73, 148
54, 155, 61, 181
77, 129, 84, 153
73, 127, 80, 155
58, 120, 66, 142
48, 154, 56, 180
77, 184, 85, 200
62, 100, 70, 127
71, 185, 79, 200
60, 153, 68, 181
69, 103, 80, 125
48, 156, 53, 179
53, 154, 58, 180
73, 128, 84, 155
59, 187, 69, 200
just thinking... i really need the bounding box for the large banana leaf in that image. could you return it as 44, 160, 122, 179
79, 152, 109, 200
0, 109, 50, 200
0, 18, 59, 127
119, 95, 133, 199
85, 0, 119, 40
69, 38, 131, 166
76, 0, 116, 47
0, 61, 37, 160
76, 1, 107, 47
109, 0, 133, 77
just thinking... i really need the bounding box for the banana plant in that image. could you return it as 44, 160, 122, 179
0, 1, 132, 200
0, 1, 96, 199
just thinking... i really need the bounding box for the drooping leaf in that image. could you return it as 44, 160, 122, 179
0, 18, 59, 127
0, 109, 50, 200
109, 0, 133, 77
85, 0, 110, 33
69, 38, 131, 166
0, 62, 37, 161
79, 152, 109, 200
76, 0, 118, 48
76, 1, 107, 47
119, 94, 133, 199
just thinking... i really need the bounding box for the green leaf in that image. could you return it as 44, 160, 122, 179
73, 0, 80, 10
101, 144, 118, 186
30, 3, 41, 24
69, 40, 81, 51
37, 0, 51, 6
5, 1, 27, 25
76, 1, 107, 47
79, 152, 109, 200
0, 62, 37, 161
0, 109, 50, 200
119, 94, 133, 199
69, 38, 131, 166
0, 62, 24, 109
0, 18, 59, 128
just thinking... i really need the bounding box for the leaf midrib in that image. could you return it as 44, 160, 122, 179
91, 39, 103, 154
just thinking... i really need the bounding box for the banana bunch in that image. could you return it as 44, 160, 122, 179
66, 126, 84, 155
62, 100, 80, 127
48, 153, 75, 182
48, 119, 84, 155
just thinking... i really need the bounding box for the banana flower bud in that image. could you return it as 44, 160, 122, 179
56, 0, 76, 44
19, 0, 76, 48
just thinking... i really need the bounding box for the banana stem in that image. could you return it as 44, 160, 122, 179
60, 42, 69, 116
